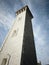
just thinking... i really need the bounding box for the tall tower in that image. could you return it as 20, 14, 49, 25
0, 6, 37, 65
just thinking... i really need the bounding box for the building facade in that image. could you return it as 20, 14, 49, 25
0, 6, 37, 65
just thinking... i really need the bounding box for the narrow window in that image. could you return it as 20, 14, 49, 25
12, 30, 16, 37
1, 58, 7, 65
12, 28, 19, 37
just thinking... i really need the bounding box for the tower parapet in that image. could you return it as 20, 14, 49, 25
16, 5, 33, 18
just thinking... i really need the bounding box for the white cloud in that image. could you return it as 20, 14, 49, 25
0, 10, 15, 29
32, 17, 49, 64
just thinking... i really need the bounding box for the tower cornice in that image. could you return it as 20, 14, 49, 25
16, 5, 33, 18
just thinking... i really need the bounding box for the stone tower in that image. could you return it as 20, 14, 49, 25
0, 6, 37, 65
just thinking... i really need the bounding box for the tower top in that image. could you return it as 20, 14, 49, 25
16, 5, 33, 18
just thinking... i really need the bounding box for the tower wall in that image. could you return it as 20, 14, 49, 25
0, 6, 37, 65
21, 9, 37, 65
0, 9, 26, 65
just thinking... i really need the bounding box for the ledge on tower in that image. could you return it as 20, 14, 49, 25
16, 5, 33, 18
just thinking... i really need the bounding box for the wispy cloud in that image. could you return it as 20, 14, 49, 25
32, 15, 49, 64
0, 0, 15, 46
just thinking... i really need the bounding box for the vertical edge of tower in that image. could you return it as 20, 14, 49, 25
20, 6, 37, 65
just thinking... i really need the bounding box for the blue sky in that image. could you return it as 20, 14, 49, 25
0, 0, 49, 65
